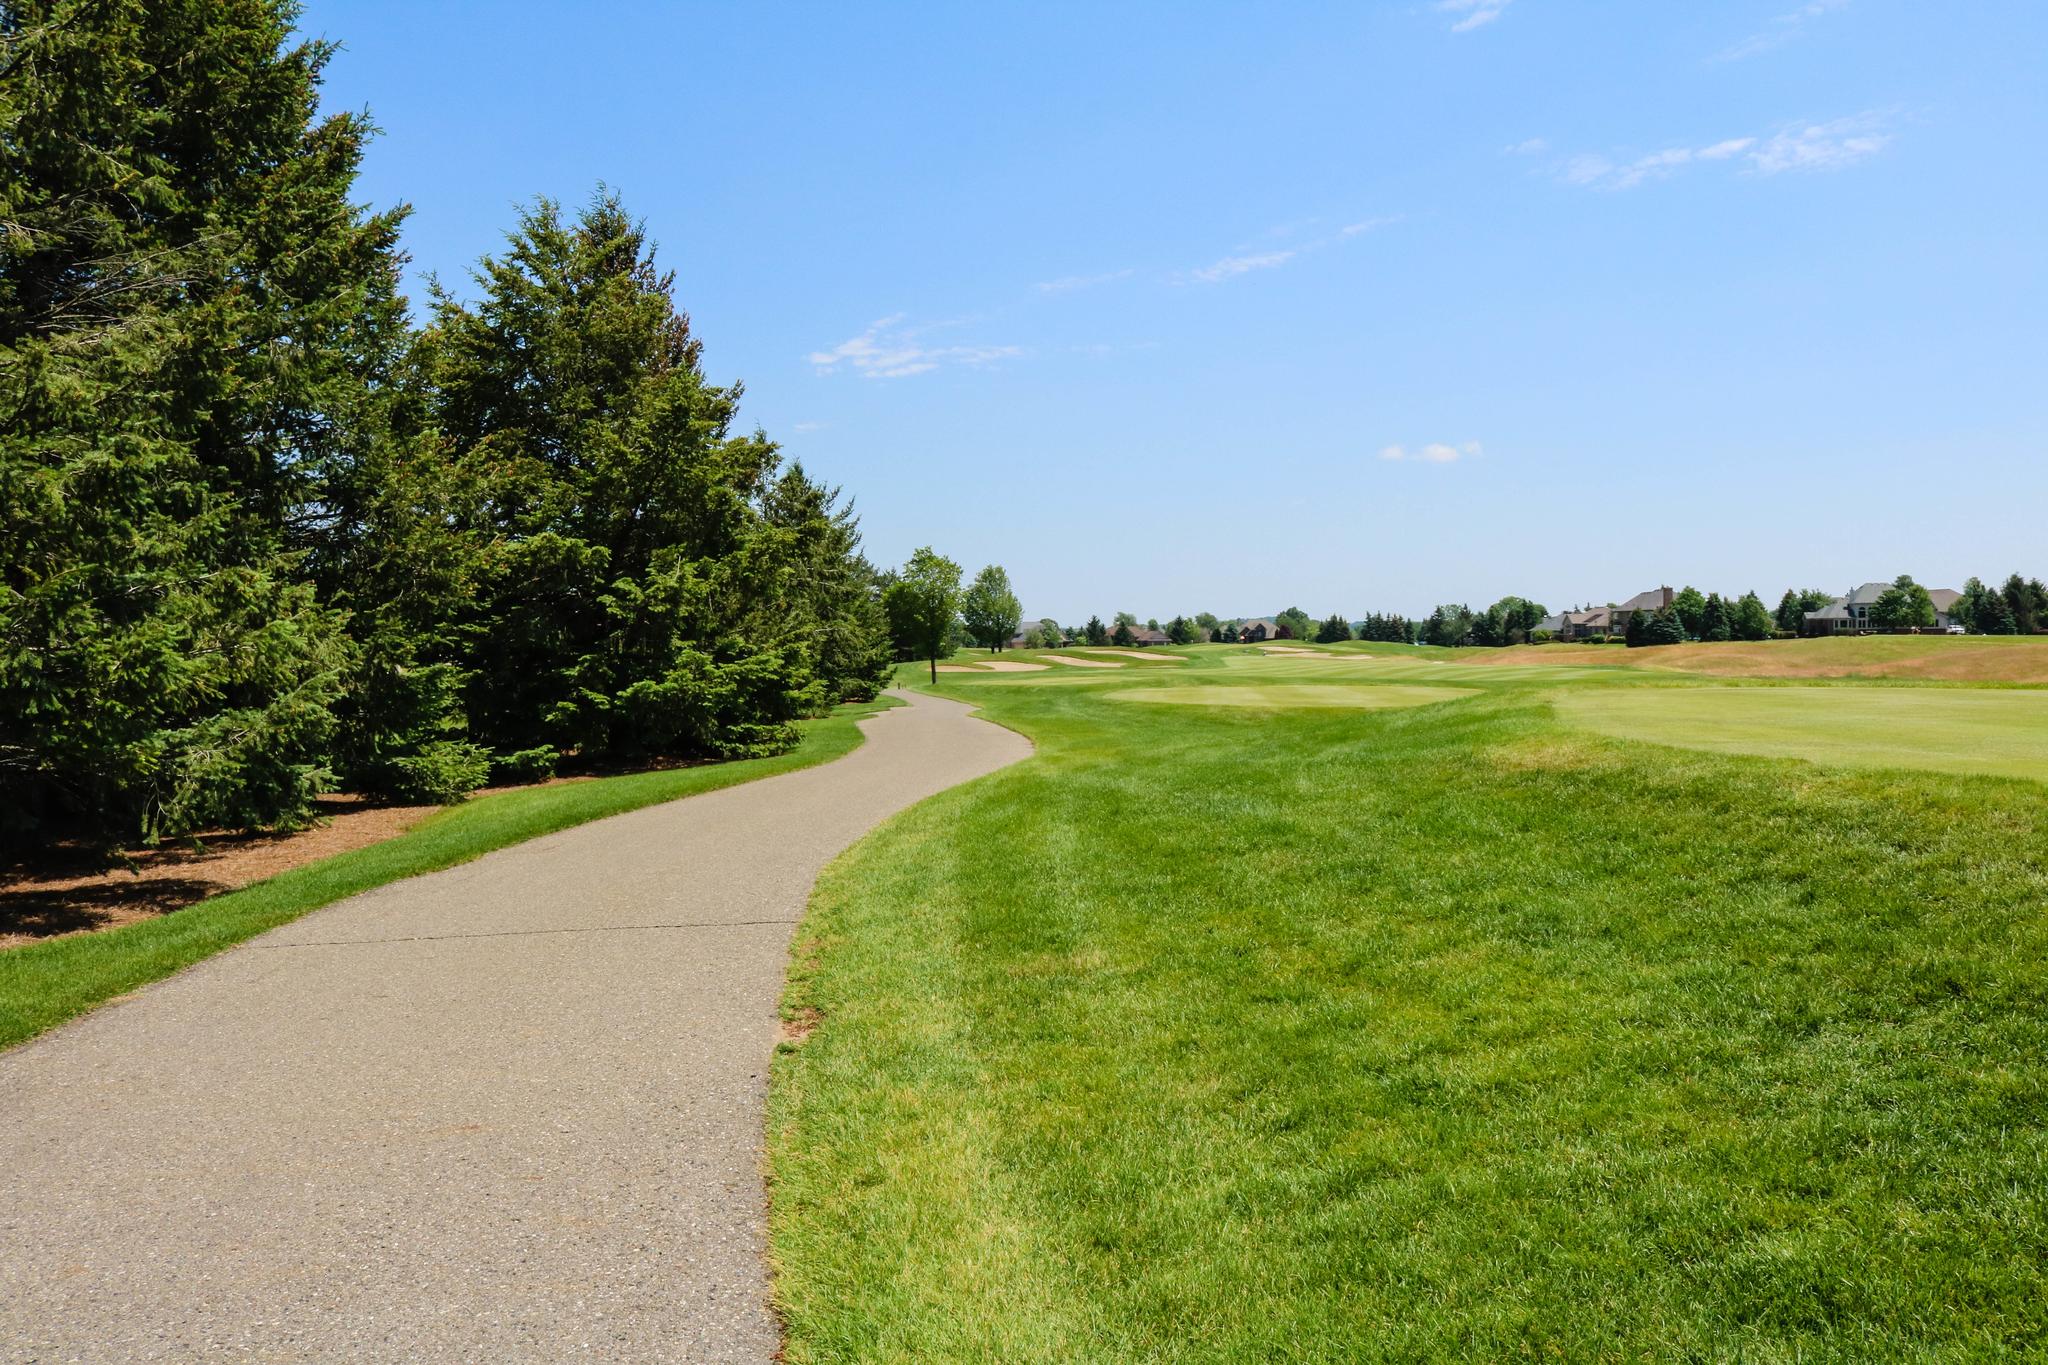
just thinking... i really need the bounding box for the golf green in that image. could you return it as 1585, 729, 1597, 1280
1108, 683, 1477, 710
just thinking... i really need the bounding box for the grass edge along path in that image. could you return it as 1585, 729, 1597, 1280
0, 695, 900, 1050
768, 657, 2048, 1361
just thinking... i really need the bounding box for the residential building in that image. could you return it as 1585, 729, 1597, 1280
1237, 618, 1280, 642
1804, 582, 1964, 635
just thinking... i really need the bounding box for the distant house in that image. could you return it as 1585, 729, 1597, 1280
1608, 587, 1674, 637
1545, 587, 1670, 640
1126, 626, 1171, 646
1237, 618, 1280, 643
1805, 582, 1964, 636
1008, 618, 1060, 648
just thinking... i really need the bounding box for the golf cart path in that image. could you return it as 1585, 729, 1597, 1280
0, 688, 1028, 1363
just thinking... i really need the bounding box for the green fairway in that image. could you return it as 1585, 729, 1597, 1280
0, 697, 897, 1050
1110, 682, 1477, 710
1557, 685, 2048, 783
770, 650, 2048, 1361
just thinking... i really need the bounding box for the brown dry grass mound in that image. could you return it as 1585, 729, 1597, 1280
1475, 637, 2048, 683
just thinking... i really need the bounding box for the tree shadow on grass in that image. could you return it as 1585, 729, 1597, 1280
0, 877, 229, 942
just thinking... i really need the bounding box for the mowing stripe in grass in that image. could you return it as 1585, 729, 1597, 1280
0, 696, 898, 1050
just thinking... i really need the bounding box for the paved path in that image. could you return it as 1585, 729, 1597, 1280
0, 690, 1027, 1362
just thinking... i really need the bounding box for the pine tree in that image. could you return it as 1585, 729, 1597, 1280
414, 192, 828, 762
1, 0, 404, 844
1700, 593, 1732, 642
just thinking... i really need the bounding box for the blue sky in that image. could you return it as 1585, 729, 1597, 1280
305, 1, 2045, 623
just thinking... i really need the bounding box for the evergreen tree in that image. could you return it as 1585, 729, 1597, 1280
1700, 593, 1732, 642
1, 0, 402, 844
1644, 605, 1686, 646
1732, 591, 1775, 641
1085, 615, 1109, 646
2004, 574, 2044, 634
1672, 587, 1707, 639
1624, 605, 1651, 648
414, 192, 833, 762
1111, 621, 1136, 648
1166, 615, 1198, 645
1315, 613, 1353, 643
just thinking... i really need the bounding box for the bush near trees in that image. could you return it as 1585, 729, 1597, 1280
1084, 616, 1109, 646
1314, 614, 1353, 643
1111, 621, 1137, 648
1166, 616, 1199, 645
0, 1, 893, 847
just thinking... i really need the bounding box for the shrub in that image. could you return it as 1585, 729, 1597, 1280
493, 747, 560, 784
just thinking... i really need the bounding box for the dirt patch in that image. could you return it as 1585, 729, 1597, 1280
1039, 654, 1123, 668
778, 1006, 823, 1046
0, 776, 594, 951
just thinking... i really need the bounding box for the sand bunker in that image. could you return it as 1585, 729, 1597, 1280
1039, 654, 1124, 668
978, 660, 1051, 671
1067, 648, 1185, 662
934, 664, 985, 673
1259, 646, 1335, 657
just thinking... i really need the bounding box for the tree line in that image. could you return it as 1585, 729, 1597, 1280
0, 1, 893, 848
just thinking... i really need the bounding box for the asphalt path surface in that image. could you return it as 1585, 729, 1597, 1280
0, 689, 1028, 1362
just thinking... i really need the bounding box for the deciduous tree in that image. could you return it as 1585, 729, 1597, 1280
960, 565, 1023, 652
883, 547, 963, 684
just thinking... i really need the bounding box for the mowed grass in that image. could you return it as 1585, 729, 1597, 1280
1558, 685, 2048, 783
0, 696, 898, 1049
1111, 682, 1477, 710
770, 648, 2048, 1361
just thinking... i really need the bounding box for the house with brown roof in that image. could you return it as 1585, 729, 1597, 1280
1237, 618, 1281, 642
1548, 588, 1670, 640
1125, 626, 1171, 646
1804, 583, 1965, 635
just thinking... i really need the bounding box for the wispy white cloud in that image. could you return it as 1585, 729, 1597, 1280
791, 421, 827, 433
1380, 441, 1480, 464
1035, 268, 1134, 294
1189, 249, 1297, 284
1504, 137, 1548, 156
1715, 0, 1850, 61
1341, 215, 1402, 236
1438, 0, 1512, 33
1181, 213, 1399, 285
807, 315, 1023, 380
1555, 113, 1887, 189
1750, 114, 1890, 173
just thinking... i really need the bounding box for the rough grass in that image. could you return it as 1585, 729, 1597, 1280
771, 652, 2048, 1361
1557, 685, 2048, 783
0, 696, 897, 1049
